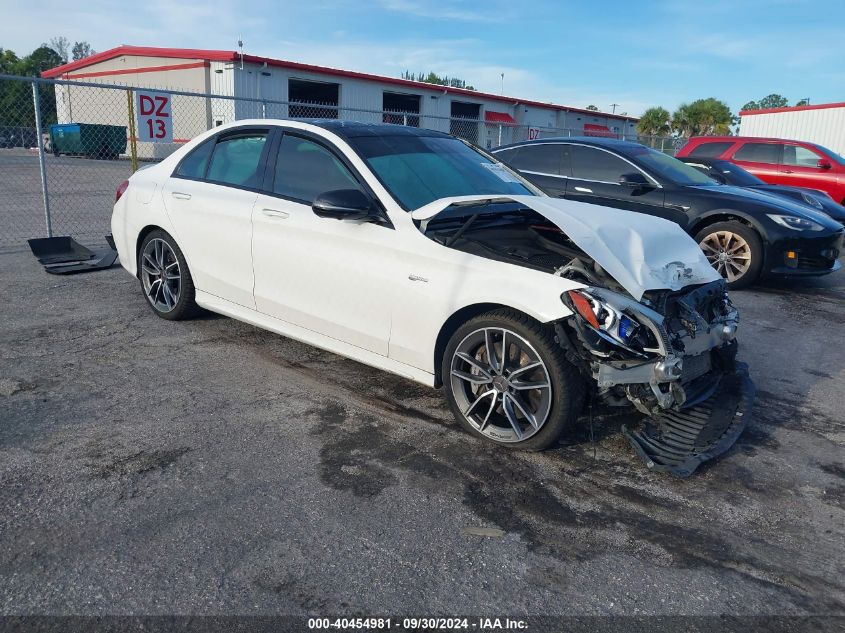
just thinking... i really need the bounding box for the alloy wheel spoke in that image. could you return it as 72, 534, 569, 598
510, 379, 550, 391
455, 352, 492, 378
143, 254, 159, 273
508, 361, 543, 379
478, 394, 498, 433
501, 394, 525, 440
451, 368, 493, 385
507, 392, 539, 429
464, 389, 497, 418
484, 329, 500, 373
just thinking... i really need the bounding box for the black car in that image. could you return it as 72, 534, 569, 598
677, 156, 845, 226
492, 137, 844, 288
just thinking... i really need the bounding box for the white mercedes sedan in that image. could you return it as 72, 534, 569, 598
112, 120, 751, 473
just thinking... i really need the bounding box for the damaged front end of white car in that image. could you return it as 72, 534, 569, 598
415, 195, 755, 476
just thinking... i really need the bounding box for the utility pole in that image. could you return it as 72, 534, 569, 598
500, 73, 504, 95
610, 103, 620, 114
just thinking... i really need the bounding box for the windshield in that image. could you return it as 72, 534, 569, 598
630, 147, 719, 186
709, 160, 766, 186
814, 143, 845, 165
348, 135, 535, 210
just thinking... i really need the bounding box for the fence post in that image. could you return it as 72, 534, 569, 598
126, 89, 139, 173
31, 81, 52, 238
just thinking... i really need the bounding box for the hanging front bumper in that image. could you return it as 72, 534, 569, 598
621, 362, 755, 478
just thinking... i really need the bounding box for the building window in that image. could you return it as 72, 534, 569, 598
288, 79, 340, 119
383, 92, 421, 127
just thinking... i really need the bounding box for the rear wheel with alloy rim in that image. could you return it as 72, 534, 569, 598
695, 221, 763, 290
138, 229, 199, 320
442, 309, 583, 451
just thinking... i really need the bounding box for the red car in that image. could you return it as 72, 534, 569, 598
677, 136, 845, 206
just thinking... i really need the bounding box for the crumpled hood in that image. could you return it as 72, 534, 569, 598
412, 195, 721, 301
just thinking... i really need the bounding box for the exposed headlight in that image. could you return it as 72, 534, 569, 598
766, 214, 824, 231
564, 289, 650, 354
800, 192, 824, 210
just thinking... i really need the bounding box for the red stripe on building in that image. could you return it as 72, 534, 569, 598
62, 61, 209, 80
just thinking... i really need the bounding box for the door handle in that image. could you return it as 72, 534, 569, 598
573, 186, 593, 193
783, 170, 794, 174
262, 208, 289, 219
171, 192, 191, 200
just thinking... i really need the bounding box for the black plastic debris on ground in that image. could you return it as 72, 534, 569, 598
28, 236, 117, 275
622, 363, 756, 478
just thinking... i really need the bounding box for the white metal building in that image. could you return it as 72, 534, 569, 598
43, 45, 638, 157
739, 101, 845, 155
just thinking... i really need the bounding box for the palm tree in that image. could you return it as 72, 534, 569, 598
636, 107, 671, 137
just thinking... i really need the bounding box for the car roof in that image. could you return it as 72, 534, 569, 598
689, 135, 809, 144
301, 119, 453, 140
493, 136, 645, 152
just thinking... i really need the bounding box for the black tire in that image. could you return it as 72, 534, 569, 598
441, 308, 584, 451
137, 229, 200, 321
694, 220, 764, 290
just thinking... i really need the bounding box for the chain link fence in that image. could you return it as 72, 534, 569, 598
0, 74, 682, 246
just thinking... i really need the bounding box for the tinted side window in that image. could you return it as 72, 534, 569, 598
206, 132, 268, 187
494, 147, 521, 166
175, 138, 214, 179
783, 145, 822, 167
733, 142, 780, 164
689, 141, 733, 158
570, 146, 632, 182
273, 135, 361, 203
508, 144, 562, 175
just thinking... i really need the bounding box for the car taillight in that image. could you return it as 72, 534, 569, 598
115, 179, 129, 202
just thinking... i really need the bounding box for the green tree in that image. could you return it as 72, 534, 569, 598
741, 93, 789, 111
795, 98, 810, 106
636, 106, 671, 136
672, 98, 733, 136
401, 70, 474, 90
47, 36, 69, 63
0, 45, 64, 127
71, 41, 95, 61
586, 104, 598, 111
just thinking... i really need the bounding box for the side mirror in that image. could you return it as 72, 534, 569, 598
312, 189, 377, 221
619, 172, 651, 187
818, 159, 832, 170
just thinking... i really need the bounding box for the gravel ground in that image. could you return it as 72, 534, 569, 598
0, 246, 843, 622
0, 150, 130, 245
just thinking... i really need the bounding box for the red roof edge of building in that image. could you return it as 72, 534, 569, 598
42, 45, 639, 121
740, 101, 845, 116
40, 45, 235, 77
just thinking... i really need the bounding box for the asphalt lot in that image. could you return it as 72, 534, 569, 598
0, 149, 131, 245
0, 245, 844, 620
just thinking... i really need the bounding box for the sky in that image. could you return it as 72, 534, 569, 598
1, 0, 842, 118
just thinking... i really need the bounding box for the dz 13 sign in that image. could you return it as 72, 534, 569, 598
135, 90, 173, 143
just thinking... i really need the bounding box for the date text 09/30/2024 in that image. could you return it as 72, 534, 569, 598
307, 617, 529, 630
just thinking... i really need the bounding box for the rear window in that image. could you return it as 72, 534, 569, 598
689, 141, 733, 158
206, 132, 268, 187
175, 138, 214, 179
733, 142, 780, 164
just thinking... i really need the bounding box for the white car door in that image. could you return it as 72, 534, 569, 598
163, 127, 270, 309
252, 131, 396, 355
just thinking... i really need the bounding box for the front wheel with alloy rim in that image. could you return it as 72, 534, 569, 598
442, 309, 584, 451
695, 221, 764, 290
138, 229, 199, 320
